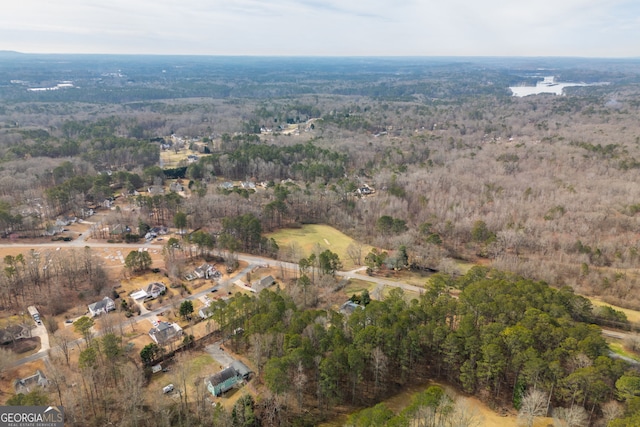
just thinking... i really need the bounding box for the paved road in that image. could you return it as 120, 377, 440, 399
7, 260, 255, 369
4, 238, 637, 370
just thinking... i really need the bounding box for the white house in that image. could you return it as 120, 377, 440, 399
149, 321, 183, 345
88, 297, 116, 317
199, 305, 216, 319
145, 282, 166, 299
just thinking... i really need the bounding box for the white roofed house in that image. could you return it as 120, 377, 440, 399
88, 297, 116, 317
149, 321, 183, 346
199, 304, 216, 319
145, 282, 167, 299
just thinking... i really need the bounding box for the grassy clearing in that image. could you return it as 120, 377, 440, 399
160, 149, 211, 168
609, 342, 640, 362
373, 270, 432, 287
267, 224, 373, 270
343, 278, 377, 296
318, 380, 536, 427
589, 297, 640, 324
187, 353, 218, 377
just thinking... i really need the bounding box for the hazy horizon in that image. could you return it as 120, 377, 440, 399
3, 1, 639, 58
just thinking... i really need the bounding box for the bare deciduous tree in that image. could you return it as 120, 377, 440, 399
53, 328, 74, 366
346, 242, 363, 266
0, 347, 17, 377
601, 400, 624, 426
518, 389, 548, 427
552, 405, 589, 427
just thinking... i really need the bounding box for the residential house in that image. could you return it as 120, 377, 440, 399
88, 297, 116, 317
252, 275, 275, 293
170, 181, 185, 192
130, 282, 166, 301
198, 304, 215, 319
0, 324, 31, 345
339, 300, 364, 316
150, 226, 168, 235
148, 185, 165, 195
205, 367, 238, 397
186, 264, 220, 281
231, 361, 252, 380
42, 225, 64, 237
14, 370, 48, 394
110, 224, 131, 236
55, 216, 76, 227
149, 321, 183, 346
145, 282, 166, 299
204, 361, 252, 397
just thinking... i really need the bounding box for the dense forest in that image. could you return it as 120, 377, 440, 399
2, 54, 640, 425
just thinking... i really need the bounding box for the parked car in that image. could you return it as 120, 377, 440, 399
163, 384, 174, 394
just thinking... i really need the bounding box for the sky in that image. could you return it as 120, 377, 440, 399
1, 0, 639, 57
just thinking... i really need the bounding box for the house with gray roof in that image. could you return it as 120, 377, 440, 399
14, 370, 48, 394
252, 275, 275, 293
149, 321, 183, 346
88, 296, 116, 317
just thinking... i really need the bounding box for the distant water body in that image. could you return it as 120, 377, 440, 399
510, 76, 596, 97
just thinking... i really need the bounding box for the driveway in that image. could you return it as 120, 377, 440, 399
204, 341, 237, 367
31, 322, 50, 354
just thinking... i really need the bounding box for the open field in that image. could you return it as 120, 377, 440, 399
160, 148, 211, 169
266, 224, 374, 270
590, 297, 640, 325
319, 380, 552, 427
609, 341, 640, 362
342, 278, 377, 296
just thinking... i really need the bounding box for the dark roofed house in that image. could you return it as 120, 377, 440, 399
339, 300, 364, 316
205, 367, 241, 397
252, 275, 275, 293
149, 321, 183, 346
231, 360, 252, 380
0, 324, 31, 345
88, 296, 116, 317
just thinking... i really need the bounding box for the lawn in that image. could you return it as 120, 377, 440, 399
589, 297, 640, 325
609, 341, 640, 362
266, 224, 373, 270
343, 278, 377, 296
160, 149, 211, 169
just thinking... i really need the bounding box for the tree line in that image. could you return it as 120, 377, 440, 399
205, 266, 639, 426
